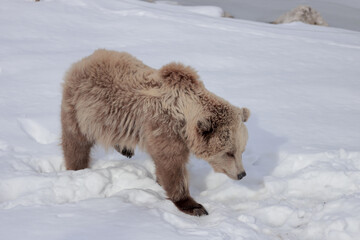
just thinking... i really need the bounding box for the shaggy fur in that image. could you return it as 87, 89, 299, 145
61, 49, 250, 216
272, 5, 328, 26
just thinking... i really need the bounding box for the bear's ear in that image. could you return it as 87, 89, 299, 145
159, 62, 201, 88
239, 107, 250, 122
197, 118, 216, 140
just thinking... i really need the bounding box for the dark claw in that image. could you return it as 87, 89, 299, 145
192, 206, 209, 217
114, 145, 134, 158
121, 148, 134, 158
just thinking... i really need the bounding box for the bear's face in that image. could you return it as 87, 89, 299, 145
193, 108, 250, 180
206, 122, 248, 180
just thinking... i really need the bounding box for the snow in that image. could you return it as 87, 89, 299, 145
154, 1, 225, 18
1, 0, 360, 239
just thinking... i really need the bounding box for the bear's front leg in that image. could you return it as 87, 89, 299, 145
155, 155, 208, 216
146, 133, 208, 216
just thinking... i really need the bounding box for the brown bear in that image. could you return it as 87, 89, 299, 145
61, 49, 250, 216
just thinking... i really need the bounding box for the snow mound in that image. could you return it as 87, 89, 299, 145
18, 118, 58, 144
0, 156, 163, 209
272, 5, 328, 26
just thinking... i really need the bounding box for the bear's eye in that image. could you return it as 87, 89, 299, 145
226, 152, 235, 158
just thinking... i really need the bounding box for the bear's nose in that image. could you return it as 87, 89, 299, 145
237, 172, 246, 180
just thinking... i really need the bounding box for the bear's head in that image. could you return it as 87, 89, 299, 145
191, 106, 250, 180
159, 62, 250, 180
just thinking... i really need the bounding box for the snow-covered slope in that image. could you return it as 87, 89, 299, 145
1, 0, 360, 239
175, 0, 360, 32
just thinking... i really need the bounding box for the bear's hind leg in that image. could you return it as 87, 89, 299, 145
61, 107, 93, 170
62, 128, 93, 170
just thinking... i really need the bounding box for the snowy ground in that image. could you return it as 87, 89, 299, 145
1, 0, 360, 239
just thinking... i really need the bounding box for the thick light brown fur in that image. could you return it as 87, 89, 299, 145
61, 49, 250, 216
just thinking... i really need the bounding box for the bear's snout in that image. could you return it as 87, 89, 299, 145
237, 171, 246, 180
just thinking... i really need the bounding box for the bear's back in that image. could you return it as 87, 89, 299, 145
62, 50, 160, 148
70, 49, 155, 90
